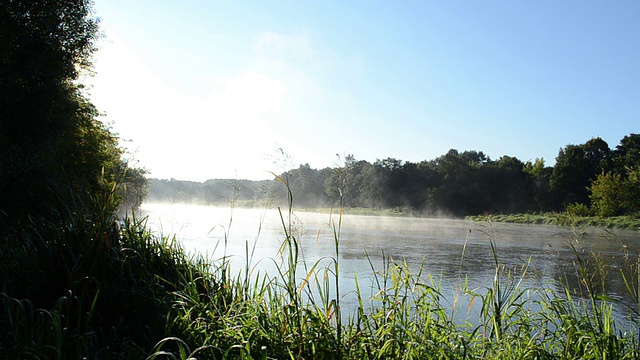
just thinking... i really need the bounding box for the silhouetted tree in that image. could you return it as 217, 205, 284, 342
118, 165, 149, 210
0, 0, 128, 221
524, 158, 553, 211
427, 150, 490, 215
487, 155, 533, 213
550, 137, 611, 208
612, 133, 640, 174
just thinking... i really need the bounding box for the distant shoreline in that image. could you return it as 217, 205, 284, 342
466, 213, 640, 230
141, 202, 640, 231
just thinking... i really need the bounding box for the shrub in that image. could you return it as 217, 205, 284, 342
566, 202, 593, 217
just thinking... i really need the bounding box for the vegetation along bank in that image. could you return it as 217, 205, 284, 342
2, 0, 640, 358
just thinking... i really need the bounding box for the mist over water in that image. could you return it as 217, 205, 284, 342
141, 203, 640, 322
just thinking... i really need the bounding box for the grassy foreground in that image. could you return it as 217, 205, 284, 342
2, 189, 640, 358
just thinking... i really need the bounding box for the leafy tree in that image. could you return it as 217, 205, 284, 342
285, 163, 331, 207
118, 165, 150, 211
587, 134, 640, 216
589, 165, 640, 217
0, 0, 132, 221
626, 166, 640, 214
427, 149, 490, 215
612, 133, 640, 174
371, 158, 401, 207
550, 138, 611, 208
524, 158, 546, 176
589, 171, 627, 217
144, 133, 638, 217
583, 137, 612, 169
350, 161, 383, 208
388, 160, 431, 210
324, 155, 382, 208
487, 155, 533, 213
524, 158, 553, 211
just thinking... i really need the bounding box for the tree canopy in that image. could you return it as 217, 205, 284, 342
0, 0, 144, 222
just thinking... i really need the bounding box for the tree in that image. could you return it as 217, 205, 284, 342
285, 163, 330, 207
324, 155, 377, 208
385, 160, 430, 210
626, 166, 640, 214
488, 155, 533, 213
589, 171, 627, 217
427, 149, 490, 215
612, 133, 640, 174
550, 138, 611, 208
590, 165, 640, 217
118, 165, 150, 211
371, 158, 402, 208
0, 0, 130, 221
524, 158, 553, 211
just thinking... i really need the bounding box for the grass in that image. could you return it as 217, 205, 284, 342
2, 181, 640, 358
467, 212, 640, 230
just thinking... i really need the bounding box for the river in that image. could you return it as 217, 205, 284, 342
141, 203, 640, 322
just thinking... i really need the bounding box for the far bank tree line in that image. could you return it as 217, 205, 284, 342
148, 134, 640, 217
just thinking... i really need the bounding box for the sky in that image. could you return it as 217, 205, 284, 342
88, 1, 640, 181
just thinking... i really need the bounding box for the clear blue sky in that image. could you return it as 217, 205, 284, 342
90, 1, 640, 181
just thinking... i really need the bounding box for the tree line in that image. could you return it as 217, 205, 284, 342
148, 134, 640, 217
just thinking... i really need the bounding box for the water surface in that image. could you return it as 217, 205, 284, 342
141, 203, 640, 320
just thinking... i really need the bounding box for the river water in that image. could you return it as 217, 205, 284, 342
141, 203, 640, 322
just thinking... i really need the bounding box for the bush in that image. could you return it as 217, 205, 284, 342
0, 194, 211, 358
565, 202, 593, 217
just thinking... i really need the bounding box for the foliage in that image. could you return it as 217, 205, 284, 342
147, 178, 272, 205
0, 190, 189, 358
281, 163, 332, 207
524, 158, 553, 211
0, 0, 147, 223
117, 163, 150, 211
627, 166, 640, 214
589, 166, 640, 217
146, 133, 640, 219
3, 178, 640, 358
467, 213, 640, 230
566, 202, 593, 217
550, 137, 612, 208
8, 0, 640, 358
613, 134, 640, 174
590, 171, 628, 217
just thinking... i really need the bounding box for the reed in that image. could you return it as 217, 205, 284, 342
2, 181, 640, 359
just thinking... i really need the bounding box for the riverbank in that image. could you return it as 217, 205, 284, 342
208, 203, 640, 231
466, 212, 640, 230
297, 206, 411, 217
144, 200, 640, 230
3, 199, 640, 358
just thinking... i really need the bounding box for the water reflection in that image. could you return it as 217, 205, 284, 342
141, 203, 640, 320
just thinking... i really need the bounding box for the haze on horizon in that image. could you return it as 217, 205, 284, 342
89, 1, 640, 182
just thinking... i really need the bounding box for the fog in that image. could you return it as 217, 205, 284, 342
141, 202, 640, 322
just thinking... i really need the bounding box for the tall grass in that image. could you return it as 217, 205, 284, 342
148, 181, 640, 359
2, 179, 640, 358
